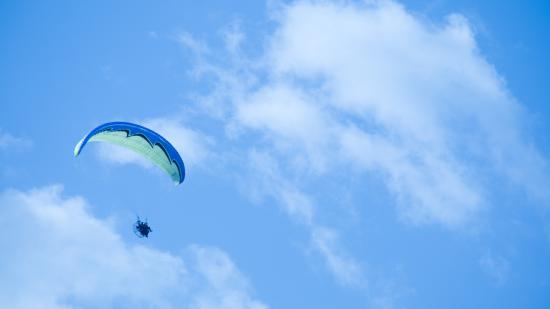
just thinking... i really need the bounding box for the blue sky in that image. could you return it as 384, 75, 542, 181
1, 1, 550, 308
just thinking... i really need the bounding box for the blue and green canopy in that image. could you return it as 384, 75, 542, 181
74, 122, 185, 185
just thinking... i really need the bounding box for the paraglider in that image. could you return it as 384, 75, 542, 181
74, 121, 186, 238
133, 217, 152, 238
74, 121, 185, 184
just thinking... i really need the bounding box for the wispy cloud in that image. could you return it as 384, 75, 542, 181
177, 32, 210, 56
243, 150, 363, 285
0, 130, 32, 150
310, 226, 363, 286
188, 245, 268, 309
0, 186, 266, 309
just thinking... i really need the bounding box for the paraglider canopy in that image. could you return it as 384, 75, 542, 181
74, 121, 185, 184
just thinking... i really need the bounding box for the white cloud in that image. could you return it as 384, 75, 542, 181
261, 0, 546, 225
0, 130, 32, 150
179, 0, 548, 291
235, 84, 333, 173
0, 186, 266, 309
236, 84, 326, 143
187, 0, 548, 228
338, 126, 481, 227
271, 0, 548, 199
